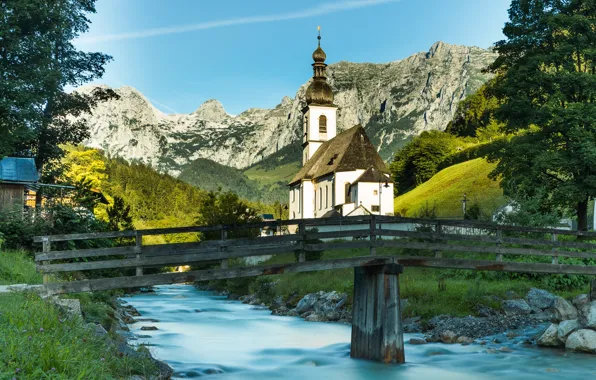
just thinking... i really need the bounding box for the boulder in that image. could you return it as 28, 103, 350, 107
409, 337, 427, 345
581, 301, 596, 328
305, 313, 328, 322
140, 326, 158, 331
536, 323, 562, 347
549, 297, 578, 321
526, 288, 557, 310
439, 330, 457, 344
502, 299, 532, 315
572, 294, 589, 309
295, 294, 318, 314
565, 329, 596, 353
456, 336, 474, 345
325, 310, 340, 321
93, 323, 108, 337
557, 319, 582, 344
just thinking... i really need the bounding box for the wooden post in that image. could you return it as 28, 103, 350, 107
351, 264, 405, 364
42, 237, 50, 284
590, 279, 596, 302
370, 215, 377, 256
220, 226, 228, 269
298, 221, 306, 263
551, 233, 558, 265
135, 231, 143, 276
496, 229, 503, 262
434, 221, 442, 258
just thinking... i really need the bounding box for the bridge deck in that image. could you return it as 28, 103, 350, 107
33, 215, 596, 295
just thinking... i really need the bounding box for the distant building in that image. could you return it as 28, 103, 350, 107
260, 213, 276, 236
0, 157, 39, 213
288, 32, 394, 220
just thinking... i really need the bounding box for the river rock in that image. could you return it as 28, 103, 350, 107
269, 296, 284, 311
565, 329, 596, 353
557, 319, 582, 343
549, 297, 578, 321
305, 313, 328, 322
140, 326, 158, 331
93, 323, 108, 337
505, 290, 520, 300
325, 310, 340, 321
409, 337, 427, 345
295, 293, 318, 314
536, 323, 562, 347
581, 301, 596, 328
526, 288, 557, 310
572, 294, 590, 309
502, 299, 532, 315
440, 330, 457, 344
457, 336, 474, 345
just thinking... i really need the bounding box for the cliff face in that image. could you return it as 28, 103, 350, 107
80, 41, 497, 174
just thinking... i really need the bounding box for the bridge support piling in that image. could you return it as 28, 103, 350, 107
350, 263, 404, 364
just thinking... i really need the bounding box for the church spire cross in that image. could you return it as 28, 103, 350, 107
318, 26, 321, 47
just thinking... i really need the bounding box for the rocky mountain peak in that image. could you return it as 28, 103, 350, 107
193, 99, 229, 121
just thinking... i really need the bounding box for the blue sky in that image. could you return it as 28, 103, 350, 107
77, 0, 511, 115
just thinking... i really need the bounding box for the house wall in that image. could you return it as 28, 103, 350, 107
353, 181, 394, 216
0, 184, 24, 213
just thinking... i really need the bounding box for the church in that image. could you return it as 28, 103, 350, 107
289, 31, 394, 220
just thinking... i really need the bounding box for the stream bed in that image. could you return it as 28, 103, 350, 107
122, 284, 596, 379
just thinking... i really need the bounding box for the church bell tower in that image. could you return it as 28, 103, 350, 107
302, 27, 338, 165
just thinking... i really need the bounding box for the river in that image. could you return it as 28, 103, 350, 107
122, 284, 596, 379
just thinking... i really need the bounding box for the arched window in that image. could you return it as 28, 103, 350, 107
319, 189, 322, 210
319, 115, 327, 134
325, 186, 329, 208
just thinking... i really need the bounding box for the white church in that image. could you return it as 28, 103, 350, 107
289, 32, 394, 220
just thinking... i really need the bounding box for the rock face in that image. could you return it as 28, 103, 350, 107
78, 42, 496, 174
565, 329, 596, 353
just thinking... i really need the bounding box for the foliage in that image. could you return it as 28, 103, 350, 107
106, 196, 134, 232
389, 131, 463, 194
394, 158, 507, 218
0, 250, 43, 285
415, 201, 438, 219
465, 203, 484, 220
249, 277, 277, 305
196, 190, 262, 240
0, 0, 114, 189
445, 79, 504, 139
487, 0, 596, 231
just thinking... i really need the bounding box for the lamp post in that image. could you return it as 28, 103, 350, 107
461, 193, 467, 219
378, 180, 390, 216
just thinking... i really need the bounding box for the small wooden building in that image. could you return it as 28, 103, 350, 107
0, 157, 39, 213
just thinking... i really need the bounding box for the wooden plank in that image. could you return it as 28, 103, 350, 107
370, 215, 377, 256
37, 243, 302, 273
44, 256, 395, 295
392, 256, 596, 275
35, 246, 137, 262
33, 230, 136, 242
305, 229, 371, 240
135, 231, 143, 276
42, 238, 50, 285
379, 240, 596, 260
304, 240, 371, 252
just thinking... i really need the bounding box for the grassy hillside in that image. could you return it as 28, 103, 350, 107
394, 158, 507, 218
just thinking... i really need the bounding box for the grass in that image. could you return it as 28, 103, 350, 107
0, 251, 158, 379
394, 158, 508, 218
243, 162, 300, 187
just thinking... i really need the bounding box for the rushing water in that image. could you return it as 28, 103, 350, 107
122, 285, 596, 380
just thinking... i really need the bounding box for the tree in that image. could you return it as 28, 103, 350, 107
106, 196, 134, 232
390, 131, 461, 194
0, 0, 115, 198
487, 0, 596, 231
196, 191, 262, 240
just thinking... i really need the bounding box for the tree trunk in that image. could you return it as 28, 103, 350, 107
577, 199, 588, 232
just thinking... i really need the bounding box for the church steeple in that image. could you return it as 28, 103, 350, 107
305, 27, 334, 106
302, 27, 338, 166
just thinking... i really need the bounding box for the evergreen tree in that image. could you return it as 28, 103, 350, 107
487, 0, 596, 230
106, 196, 134, 232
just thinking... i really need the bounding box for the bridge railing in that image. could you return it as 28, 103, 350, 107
33, 215, 596, 289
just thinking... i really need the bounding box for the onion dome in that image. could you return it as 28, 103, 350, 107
305, 27, 334, 106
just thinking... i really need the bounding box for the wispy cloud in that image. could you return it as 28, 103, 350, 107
78, 0, 399, 44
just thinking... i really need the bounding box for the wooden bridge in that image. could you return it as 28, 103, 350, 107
34, 215, 596, 364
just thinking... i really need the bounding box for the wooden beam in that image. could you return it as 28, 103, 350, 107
43, 256, 395, 294
35, 246, 137, 262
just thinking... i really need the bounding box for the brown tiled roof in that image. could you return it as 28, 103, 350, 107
353, 166, 394, 184
289, 125, 389, 185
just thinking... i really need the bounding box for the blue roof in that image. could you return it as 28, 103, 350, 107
261, 214, 275, 220
0, 157, 39, 183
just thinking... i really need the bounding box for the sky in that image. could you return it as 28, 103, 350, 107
76, 0, 511, 115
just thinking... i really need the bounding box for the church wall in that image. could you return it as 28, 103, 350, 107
302, 180, 315, 219
289, 184, 301, 220
353, 181, 395, 216
380, 183, 394, 216
313, 177, 333, 218
334, 170, 365, 206
306, 105, 337, 142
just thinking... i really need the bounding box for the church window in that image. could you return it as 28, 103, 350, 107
319, 189, 323, 210
373, 190, 378, 196
319, 115, 327, 134
372, 205, 380, 213
325, 186, 328, 208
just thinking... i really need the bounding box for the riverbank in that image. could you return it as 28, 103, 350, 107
0, 250, 171, 379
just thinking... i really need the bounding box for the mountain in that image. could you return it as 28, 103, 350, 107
79, 41, 497, 195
